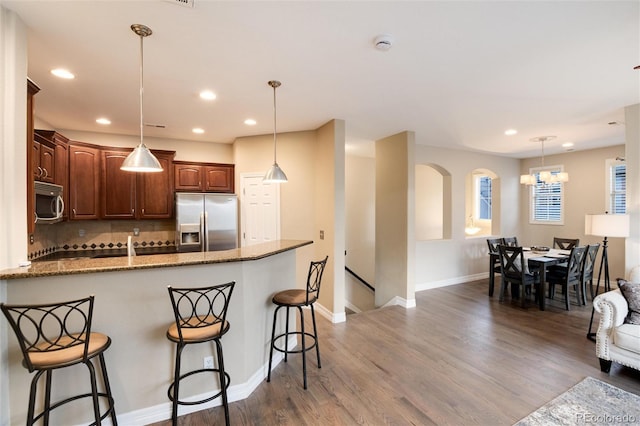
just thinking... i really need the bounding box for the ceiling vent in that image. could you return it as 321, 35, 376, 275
165, 0, 194, 8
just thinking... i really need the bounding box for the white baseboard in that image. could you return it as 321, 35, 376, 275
415, 272, 486, 292
314, 301, 346, 323
110, 336, 297, 425
345, 301, 362, 314
381, 296, 416, 309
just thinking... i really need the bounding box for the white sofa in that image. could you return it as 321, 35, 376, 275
594, 288, 640, 373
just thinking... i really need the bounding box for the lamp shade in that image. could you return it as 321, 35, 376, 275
263, 162, 288, 183
585, 214, 630, 238
120, 143, 163, 172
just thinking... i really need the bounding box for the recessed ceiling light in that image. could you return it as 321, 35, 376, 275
244, 119, 257, 126
504, 129, 518, 136
192, 127, 205, 134
562, 142, 574, 148
199, 90, 216, 100
96, 118, 111, 125
50, 68, 75, 79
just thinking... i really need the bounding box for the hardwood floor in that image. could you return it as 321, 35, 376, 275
149, 278, 640, 425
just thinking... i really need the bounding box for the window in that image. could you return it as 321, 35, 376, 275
529, 166, 564, 224
476, 176, 492, 220
608, 160, 626, 214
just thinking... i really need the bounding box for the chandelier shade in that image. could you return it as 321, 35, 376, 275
121, 24, 163, 173
520, 136, 568, 185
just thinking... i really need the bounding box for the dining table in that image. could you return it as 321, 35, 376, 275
489, 247, 570, 310
524, 247, 571, 310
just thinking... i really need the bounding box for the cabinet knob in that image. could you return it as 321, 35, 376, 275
72, 208, 76, 218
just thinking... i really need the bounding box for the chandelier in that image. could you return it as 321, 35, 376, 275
520, 136, 568, 185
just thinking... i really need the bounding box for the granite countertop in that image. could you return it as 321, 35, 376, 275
1, 240, 313, 280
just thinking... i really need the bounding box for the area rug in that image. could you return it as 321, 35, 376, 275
514, 377, 640, 425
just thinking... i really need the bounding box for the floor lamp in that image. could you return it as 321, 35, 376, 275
585, 213, 630, 341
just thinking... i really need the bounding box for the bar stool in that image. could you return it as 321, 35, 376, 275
166, 282, 235, 426
1, 295, 117, 426
267, 256, 328, 389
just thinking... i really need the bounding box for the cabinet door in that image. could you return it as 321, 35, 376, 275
68, 144, 100, 220
174, 163, 203, 191
32, 141, 41, 180
101, 150, 136, 219
39, 143, 55, 183
138, 153, 174, 219
204, 165, 234, 193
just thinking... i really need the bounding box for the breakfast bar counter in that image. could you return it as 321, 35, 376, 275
1, 239, 313, 425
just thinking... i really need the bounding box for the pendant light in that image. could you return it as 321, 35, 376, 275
263, 80, 288, 183
520, 136, 568, 185
121, 24, 163, 173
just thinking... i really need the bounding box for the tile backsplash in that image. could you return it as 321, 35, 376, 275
30, 219, 175, 260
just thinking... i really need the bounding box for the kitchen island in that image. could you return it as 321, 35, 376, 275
1, 240, 312, 425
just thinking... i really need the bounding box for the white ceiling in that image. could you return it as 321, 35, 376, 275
3, 0, 639, 158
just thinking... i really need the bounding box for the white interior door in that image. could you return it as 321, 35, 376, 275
240, 173, 280, 247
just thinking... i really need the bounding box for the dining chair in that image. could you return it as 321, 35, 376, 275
487, 238, 504, 296
553, 237, 580, 250
498, 245, 540, 308
582, 243, 600, 303
547, 246, 587, 310
502, 236, 519, 247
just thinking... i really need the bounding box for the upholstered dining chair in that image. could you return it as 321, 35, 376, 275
498, 245, 540, 308
487, 238, 504, 297
547, 246, 587, 310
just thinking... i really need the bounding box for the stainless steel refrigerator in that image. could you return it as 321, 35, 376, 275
175, 193, 238, 252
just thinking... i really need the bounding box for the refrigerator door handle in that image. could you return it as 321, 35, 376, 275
203, 211, 209, 252
200, 212, 206, 252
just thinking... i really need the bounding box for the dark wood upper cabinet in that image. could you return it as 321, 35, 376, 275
101, 150, 137, 219
174, 161, 234, 193
68, 142, 100, 220
100, 148, 175, 219
137, 153, 175, 219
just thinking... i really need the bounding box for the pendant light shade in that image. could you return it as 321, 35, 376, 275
121, 24, 163, 173
263, 80, 288, 183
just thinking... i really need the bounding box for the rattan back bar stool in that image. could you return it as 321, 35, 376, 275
267, 256, 328, 389
166, 281, 235, 426
1, 295, 117, 426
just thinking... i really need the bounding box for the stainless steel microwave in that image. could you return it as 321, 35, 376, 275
34, 181, 64, 224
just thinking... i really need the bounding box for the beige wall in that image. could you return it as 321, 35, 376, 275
233, 121, 346, 320
0, 6, 28, 423
45, 129, 234, 163
413, 144, 521, 288
375, 131, 416, 307
625, 103, 640, 274
519, 145, 626, 279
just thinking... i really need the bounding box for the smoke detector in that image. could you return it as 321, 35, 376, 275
374, 34, 394, 51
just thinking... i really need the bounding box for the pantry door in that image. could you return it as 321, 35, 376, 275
240, 173, 280, 247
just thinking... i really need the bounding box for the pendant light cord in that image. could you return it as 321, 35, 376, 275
272, 82, 278, 163
139, 32, 145, 147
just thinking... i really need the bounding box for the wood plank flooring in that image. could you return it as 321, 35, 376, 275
149, 278, 640, 425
